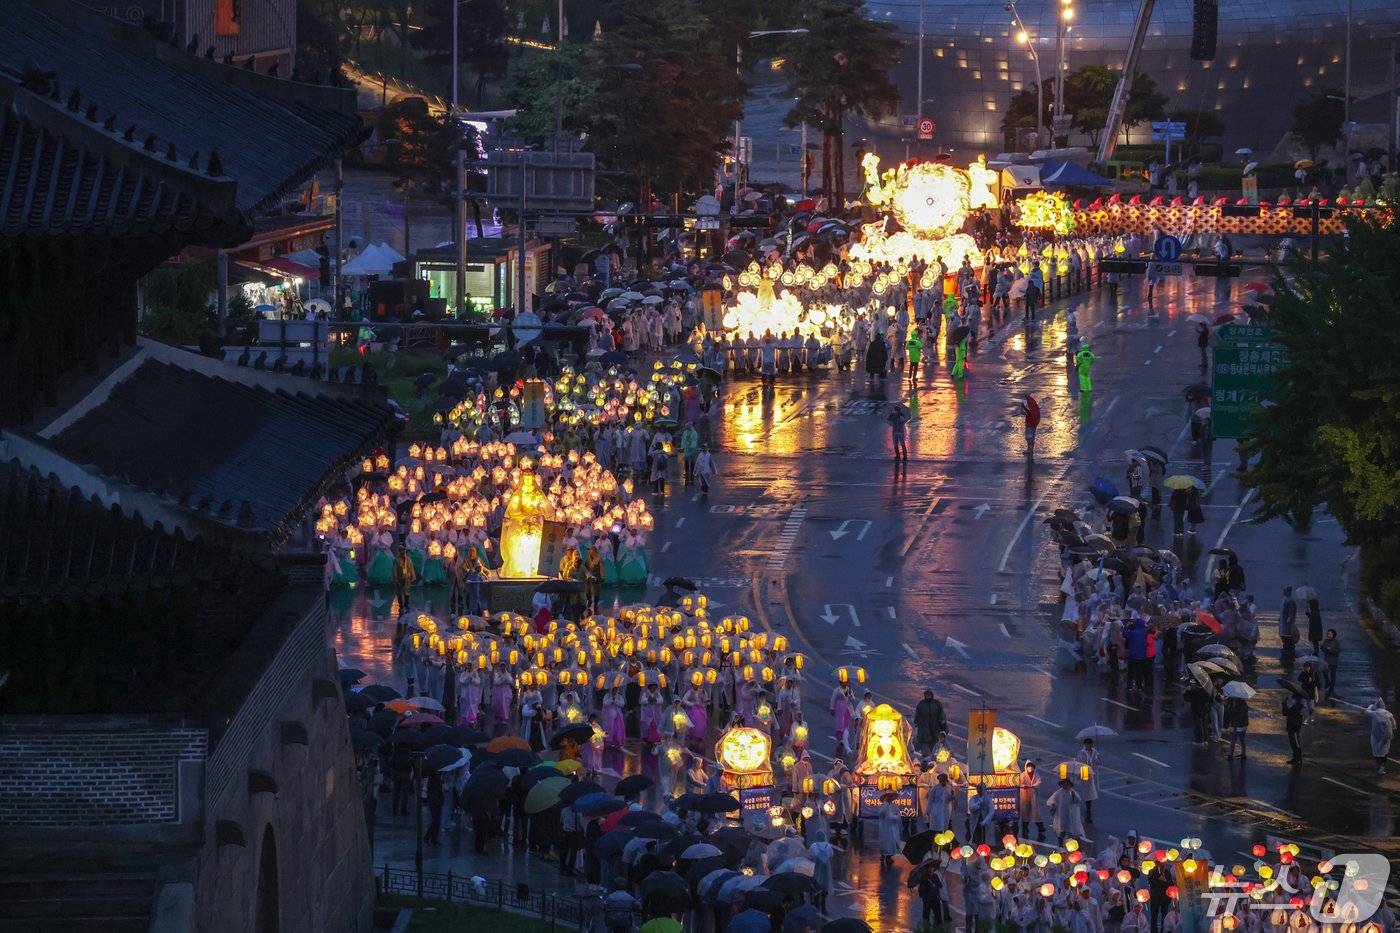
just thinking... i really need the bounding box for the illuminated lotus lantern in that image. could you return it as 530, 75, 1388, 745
854, 703, 914, 778
991, 727, 1021, 773
863, 153, 972, 239
715, 726, 773, 790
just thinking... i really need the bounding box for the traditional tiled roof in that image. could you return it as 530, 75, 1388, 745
0, 94, 240, 240
46, 359, 394, 540
0, 459, 223, 598
0, 0, 362, 223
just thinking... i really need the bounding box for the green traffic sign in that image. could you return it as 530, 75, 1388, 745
1216, 323, 1273, 344
1210, 343, 1287, 438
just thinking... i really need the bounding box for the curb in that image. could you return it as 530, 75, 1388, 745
1358, 594, 1400, 653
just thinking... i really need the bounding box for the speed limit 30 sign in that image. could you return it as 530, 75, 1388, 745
918, 118, 935, 140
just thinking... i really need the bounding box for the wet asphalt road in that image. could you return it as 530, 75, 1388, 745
635, 271, 1400, 858
332, 270, 1400, 928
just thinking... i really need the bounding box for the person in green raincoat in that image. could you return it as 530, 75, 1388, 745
905, 331, 923, 385
951, 335, 969, 379
1075, 343, 1096, 393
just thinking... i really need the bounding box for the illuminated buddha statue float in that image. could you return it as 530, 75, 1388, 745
854, 703, 914, 779
499, 461, 558, 578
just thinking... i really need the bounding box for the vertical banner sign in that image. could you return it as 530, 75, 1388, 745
1242, 175, 1258, 205
701, 286, 724, 333
1175, 856, 1212, 933
537, 520, 567, 576
519, 378, 547, 430
967, 709, 997, 777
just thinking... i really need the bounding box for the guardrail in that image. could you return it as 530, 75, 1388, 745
378, 864, 602, 930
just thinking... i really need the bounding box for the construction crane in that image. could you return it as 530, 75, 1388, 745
1094, 0, 1157, 166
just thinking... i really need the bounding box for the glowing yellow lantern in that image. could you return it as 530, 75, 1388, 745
715, 726, 772, 775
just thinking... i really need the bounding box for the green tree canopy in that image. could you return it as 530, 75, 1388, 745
585, 0, 743, 204
1065, 64, 1116, 145
782, 0, 900, 203
1169, 108, 1227, 149
1290, 90, 1346, 160
1122, 72, 1168, 145
374, 97, 461, 182
1239, 218, 1400, 617
502, 45, 599, 146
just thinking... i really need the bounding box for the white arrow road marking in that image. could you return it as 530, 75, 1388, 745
845, 635, 868, 651
973, 503, 991, 520
1132, 752, 1170, 768
945, 636, 970, 659
830, 519, 872, 541
820, 604, 860, 626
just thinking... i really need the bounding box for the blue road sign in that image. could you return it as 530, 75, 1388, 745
1153, 235, 1183, 261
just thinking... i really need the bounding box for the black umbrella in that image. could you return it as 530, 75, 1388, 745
784, 905, 826, 932
464, 765, 510, 802
950, 324, 971, 344
595, 829, 635, 857
344, 691, 375, 713
620, 809, 664, 828
661, 833, 706, 862
424, 744, 464, 772
579, 795, 626, 817
694, 792, 740, 814
671, 792, 705, 811
641, 870, 692, 914
1277, 676, 1307, 697
367, 709, 399, 735
360, 684, 401, 702
493, 748, 540, 769
633, 821, 681, 841
1208, 547, 1236, 558
536, 579, 583, 595
710, 826, 750, 858
1183, 383, 1210, 401
763, 872, 822, 895
662, 577, 698, 591
560, 779, 606, 804
903, 830, 937, 865
339, 668, 366, 686
549, 722, 595, 749
615, 774, 655, 798
440, 726, 490, 746
685, 856, 729, 890
600, 350, 628, 366
393, 726, 441, 748
1140, 445, 1169, 465
349, 727, 384, 752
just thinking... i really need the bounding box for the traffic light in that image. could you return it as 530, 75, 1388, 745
1191, 0, 1217, 61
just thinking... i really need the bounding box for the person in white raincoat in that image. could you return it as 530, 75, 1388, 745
1365, 698, 1396, 775
877, 796, 903, 866
1047, 778, 1085, 844
1018, 760, 1045, 839
1075, 738, 1103, 822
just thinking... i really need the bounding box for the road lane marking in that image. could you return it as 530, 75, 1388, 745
902, 643, 919, 660
1032, 666, 1055, 679
661, 541, 672, 552
1102, 697, 1137, 710
1027, 715, 1062, 729
886, 576, 894, 587
676, 517, 686, 527
999, 624, 1012, 638
1321, 776, 1367, 796
952, 683, 982, 697
1154, 345, 1164, 354
765, 507, 807, 573
1168, 330, 1177, 337
989, 594, 998, 605
887, 606, 897, 619
901, 496, 943, 558
1212, 489, 1257, 551
1133, 752, 1170, 768
998, 466, 1068, 572
1144, 359, 1153, 366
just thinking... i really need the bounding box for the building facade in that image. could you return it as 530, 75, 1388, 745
864, 0, 1400, 156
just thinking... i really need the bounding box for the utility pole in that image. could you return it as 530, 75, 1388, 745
553, 0, 564, 154
917, 0, 925, 129
453, 0, 465, 316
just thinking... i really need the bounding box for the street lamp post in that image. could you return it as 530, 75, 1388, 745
734, 29, 809, 213
1055, 0, 1074, 122
1007, 2, 1045, 149
917, 0, 926, 128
